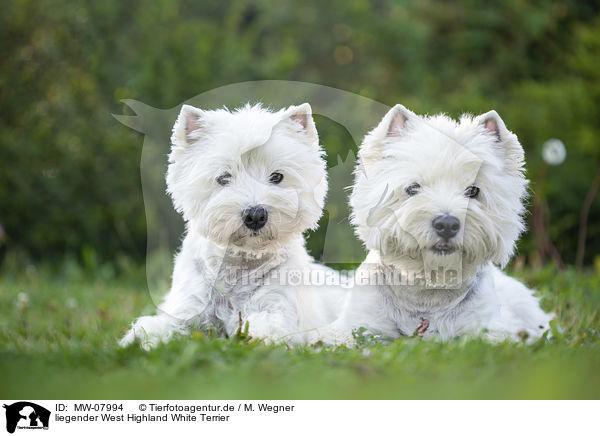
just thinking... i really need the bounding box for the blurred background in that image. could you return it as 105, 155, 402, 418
1, 0, 599, 274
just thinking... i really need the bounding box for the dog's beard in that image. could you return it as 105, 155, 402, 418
381, 239, 465, 289
229, 226, 278, 249
375, 208, 498, 267
430, 241, 458, 256
378, 224, 495, 289
383, 236, 464, 261
386, 237, 484, 266
198, 207, 304, 252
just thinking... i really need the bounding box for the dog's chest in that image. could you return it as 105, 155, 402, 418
197, 255, 284, 327
205, 275, 259, 312
382, 285, 483, 339
390, 308, 447, 338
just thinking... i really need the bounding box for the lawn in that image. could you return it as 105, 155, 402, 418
0, 261, 599, 399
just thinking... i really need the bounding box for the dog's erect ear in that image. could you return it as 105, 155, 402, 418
384, 104, 416, 137
476, 110, 525, 176
283, 103, 318, 144
477, 110, 504, 142
370, 104, 417, 142
359, 104, 417, 162
171, 104, 206, 148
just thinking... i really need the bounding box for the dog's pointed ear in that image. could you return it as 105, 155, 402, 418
383, 104, 416, 137
171, 104, 206, 148
476, 110, 525, 176
360, 104, 417, 162
477, 110, 505, 142
370, 104, 417, 142
283, 103, 318, 144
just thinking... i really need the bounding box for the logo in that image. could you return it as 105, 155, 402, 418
3, 402, 50, 433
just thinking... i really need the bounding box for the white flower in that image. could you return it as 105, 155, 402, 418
16, 292, 29, 310
542, 139, 567, 166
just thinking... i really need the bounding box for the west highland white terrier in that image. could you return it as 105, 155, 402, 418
120, 103, 345, 349
322, 104, 552, 344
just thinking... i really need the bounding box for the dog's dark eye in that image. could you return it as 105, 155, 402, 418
405, 183, 421, 196
216, 172, 232, 186
465, 186, 480, 198
269, 172, 284, 184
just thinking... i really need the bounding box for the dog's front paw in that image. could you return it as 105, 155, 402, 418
245, 323, 279, 346
119, 328, 139, 348
318, 327, 355, 347
119, 315, 182, 351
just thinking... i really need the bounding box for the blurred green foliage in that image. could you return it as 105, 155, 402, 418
1, 0, 599, 265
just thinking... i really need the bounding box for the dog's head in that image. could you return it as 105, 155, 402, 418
351, 104, 528, 270
167, 103, 327, 251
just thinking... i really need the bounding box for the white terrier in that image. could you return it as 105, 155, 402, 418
120, 103, 345, 349
323, 104, 552, 344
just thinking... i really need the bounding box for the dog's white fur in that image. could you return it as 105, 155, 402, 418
322, 104, 552, 344
120, 103, 345, 349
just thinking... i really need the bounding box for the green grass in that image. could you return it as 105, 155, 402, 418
1, 262, 599, 399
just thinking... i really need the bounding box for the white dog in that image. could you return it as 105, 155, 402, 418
323, 104, 552, 344
120, 103, 345, 349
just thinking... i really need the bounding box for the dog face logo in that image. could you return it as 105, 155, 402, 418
3, 402, 50, 433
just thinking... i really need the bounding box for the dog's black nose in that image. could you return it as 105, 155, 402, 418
243, 206, 268, 231
432, 215, 460, 241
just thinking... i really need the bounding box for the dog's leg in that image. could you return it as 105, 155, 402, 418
316, 289, 364, 347
120, 259, 211, 350
487, 266, 552, 342
119, 310, 187, 350
243, 311, 293, 345
236, 289, 307, 345
316, 317, 356, 347
317, 285, 401, 346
